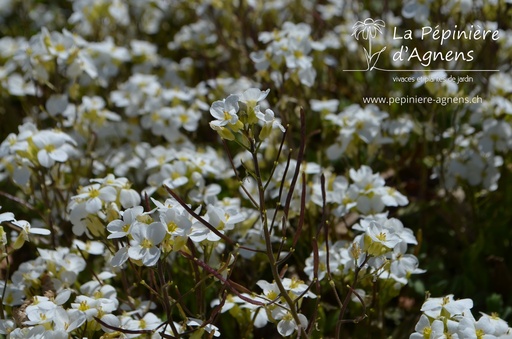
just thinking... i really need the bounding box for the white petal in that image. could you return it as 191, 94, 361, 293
111, 247, 129, 267
128, 246, 144, 260
49, 148, 68, 162
37, 150, 54, 167
277, 318, 295, 336
148, 222, 166, 244
29, 227, 51, 235
46, 94, 68, 116
143, 247, 161, 266
99, 186, 118, 202
12, 166, 31, 186
99, 314, 120, 333
0, 212, 15, 223
120, 190, 141, 209
55, 290, 72, 305
86, 197, 102, 214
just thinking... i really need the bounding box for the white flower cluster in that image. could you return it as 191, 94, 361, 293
110, 73, 202, 142
250, 22, 324, 87
411, 294, 511, 339
68, 174, 141, 237
211, 277, 316, 337
0, 122, 77, 186
209, 87, 285, 141
304, 214, 423, 287
433, 72, 512, 192
325, 104, 414, 159
0, 244, 184, 338
69, 0, 167, 36
0, 207, 50, 250
106, 194, 246, 267
310, 165, 409, 216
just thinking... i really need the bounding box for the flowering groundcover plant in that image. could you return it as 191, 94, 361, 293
0, 0, 511, 338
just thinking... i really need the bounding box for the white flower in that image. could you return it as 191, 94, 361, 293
390, 243, 424, 278
107, 206, 145, 239
24, 297, 58, 326
159, 208, 191, 237
108, 0, 129, 26
70, 295, 100, 321
478, 313, 510, 336
125, 312, 161, 332
383, 218, 417, 245
239, 88, 270, 108
190, 205, 245, 242
41, 28, 76, 60
92, 174, 141, 208
421, 294, 473, 319
187, 318, 220, 337
0, 281, 25, 306
0, 319, 16, 335
209, 94, 240, 127
410, 314, 444, 339
11, 220, 50, 249
31, 130, 76, 168
284, 37, 312, 69
380, 187, 409, 207
350, 165, 385, 190
304, 243, 342, 281
161, 161, 189, 189
256, 108, 285, 138
282, 277, 316, 299
272, 309, 308, 337
479, 119, 512, 153
72, 184, 117, 214
256, 279, 281, 303
365, 221, 402, 255
458, 314, 495, 339
52, 308, 86, 333
128, 222, 166, 266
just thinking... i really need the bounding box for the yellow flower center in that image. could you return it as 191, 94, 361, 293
167, 221, 178, 233
141, 238, 153, 248
55, 43, 66, 52
89, 188, 100, 198
78, 300, 89, 311
282, 312, 293, 321
423, 327, 432, 336
376, 232, 387, 242
44, 144, 56, 153
267, 290, 278, 300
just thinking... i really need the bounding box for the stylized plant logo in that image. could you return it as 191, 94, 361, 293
352, 18, 387, 71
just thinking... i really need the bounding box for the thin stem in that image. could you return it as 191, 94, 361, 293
335, 254, 371, 337
157, 260, 180, 337
0, 254, 9, 319
250, 108, 309, 337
